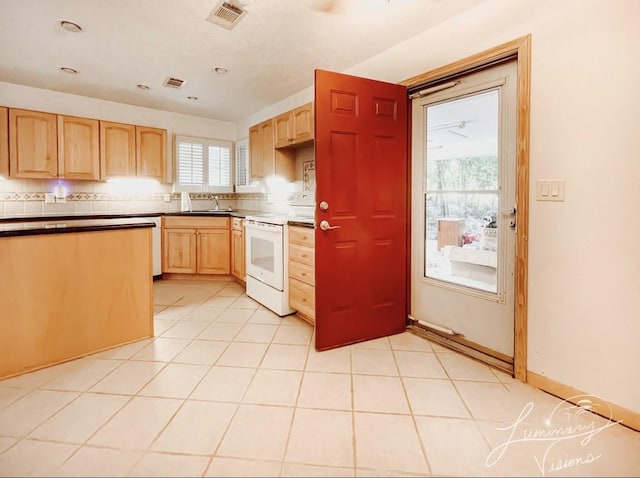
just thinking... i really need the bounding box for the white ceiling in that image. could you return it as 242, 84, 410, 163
0, 0, 484, 123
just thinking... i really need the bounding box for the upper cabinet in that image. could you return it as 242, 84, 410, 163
0, 107, 8, 178
274, 102, 314, 149
136, 126, 167, 182
9, 108, 58, 179
249, 118, 276, 181
57, 115, 100, 180
100, 121, 136, 178
101, 123, 167, 182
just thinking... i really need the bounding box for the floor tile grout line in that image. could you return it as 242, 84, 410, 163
389, 343, 433, 476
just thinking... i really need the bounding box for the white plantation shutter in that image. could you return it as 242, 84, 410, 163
208, 145, 231, 187
177, 141, 204, 185
174, 135, 233, 192
235, 139, 248, 187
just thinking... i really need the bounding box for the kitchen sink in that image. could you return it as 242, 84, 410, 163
184, 209, 233, 215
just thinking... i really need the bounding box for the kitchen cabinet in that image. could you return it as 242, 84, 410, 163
0, 107, 7, 177
288, 225, 315, 322
249, 118, 295, 182
136, 126, 167, 182
231, 217, 245, 282
275, 102, 314, 148
9, 108, 58, 179
100, 121, 136, 178
58, 115, 100, 180
162, 216, 230, 275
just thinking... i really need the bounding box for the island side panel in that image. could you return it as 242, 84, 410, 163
0, 227, 153, 379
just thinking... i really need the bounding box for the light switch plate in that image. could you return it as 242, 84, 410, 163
536, 179, 565, 201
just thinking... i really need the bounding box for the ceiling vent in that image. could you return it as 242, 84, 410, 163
206, 1, 247, 30
164, 77, 186, 88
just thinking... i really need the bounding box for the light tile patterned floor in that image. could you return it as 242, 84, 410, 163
0, 279, 639, 477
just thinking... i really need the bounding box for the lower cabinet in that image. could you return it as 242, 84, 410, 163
231, 218, 245, 281
163, 216, 230, 275
288, 225, 315, 322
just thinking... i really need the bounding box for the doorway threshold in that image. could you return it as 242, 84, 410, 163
407, 323, 514, 376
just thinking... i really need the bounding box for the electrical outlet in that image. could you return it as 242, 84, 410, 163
44, 193, 55, 204
163, 193, 171, 202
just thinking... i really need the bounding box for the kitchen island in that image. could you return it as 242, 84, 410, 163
0, 218, 155, 380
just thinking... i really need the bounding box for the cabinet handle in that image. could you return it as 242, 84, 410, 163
301, 254, 307, 258
301, 272, 306, 277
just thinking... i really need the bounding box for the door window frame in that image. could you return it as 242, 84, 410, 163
401, 35, 531, 382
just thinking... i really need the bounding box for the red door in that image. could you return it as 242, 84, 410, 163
314, 69, 409, 350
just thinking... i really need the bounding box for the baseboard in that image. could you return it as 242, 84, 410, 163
527, 371, 640, 432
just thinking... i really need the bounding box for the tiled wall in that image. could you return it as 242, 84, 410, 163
0, 178, 270, 217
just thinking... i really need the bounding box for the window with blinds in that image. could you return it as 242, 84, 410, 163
175, 135, 233, 192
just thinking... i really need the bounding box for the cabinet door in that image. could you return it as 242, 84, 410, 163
274, 112, 292, 148
292, 103, 314, 144
58, 115, 100, 180
136, 126, 166, 182
101, 121, 136, 178
231, 227, 245, 280
197, 229, 230, 274
260, 119, 275, 178
0, 107, 7, 178
9, 109, 58, 178
249, 124, 262, 180
163, 228, 197, 273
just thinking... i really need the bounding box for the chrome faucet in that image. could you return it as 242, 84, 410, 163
212, 195, 220, 211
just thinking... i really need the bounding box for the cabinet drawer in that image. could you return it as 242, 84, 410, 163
289, 278, 315, 320
164, 216, 229, 229
231, 217, 243, 230
289, 226, 315, 247
288, 260, 315, 286
289, 243, 314, 266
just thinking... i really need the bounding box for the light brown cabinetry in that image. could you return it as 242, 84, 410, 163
57, 115, 100, 180
288, 225, 315, 322
100, 121, 136, 177
275, 102, 314, 148
231, 217, 245, 282
9, 108, 58, 178
249, 119, 275, 180
136, 126, 167, 182
162, 216, 230, 275
0, 107, 8, 177
249, 118, 295, 182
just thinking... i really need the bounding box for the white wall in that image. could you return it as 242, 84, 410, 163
241, 0, 640, 413
0, 80, 237, 181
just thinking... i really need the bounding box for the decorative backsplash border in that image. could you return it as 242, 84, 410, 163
0, 192, 266, 202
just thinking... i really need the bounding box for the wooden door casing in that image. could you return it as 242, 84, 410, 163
314, 69, 409, 350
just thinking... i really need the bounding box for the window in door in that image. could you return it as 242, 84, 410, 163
424, 90, 500, 293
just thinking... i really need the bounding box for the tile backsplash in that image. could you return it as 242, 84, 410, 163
0, 152, 315, 218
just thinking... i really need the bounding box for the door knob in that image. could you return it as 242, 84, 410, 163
319, 201, 329, 211
319, 220, 340, 231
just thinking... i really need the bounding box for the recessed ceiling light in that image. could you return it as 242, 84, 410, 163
187, 96, 198, 101
136, 84, 150, 90
60, 67, 78, 74
213, 66, 229, 75
60, 20, 82, 33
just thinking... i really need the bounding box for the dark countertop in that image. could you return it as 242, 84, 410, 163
0, 217, 156, 238
0, 210, 316, 234
288, 220, 315, 229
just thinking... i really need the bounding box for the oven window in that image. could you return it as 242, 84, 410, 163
251, 236, 275, 273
